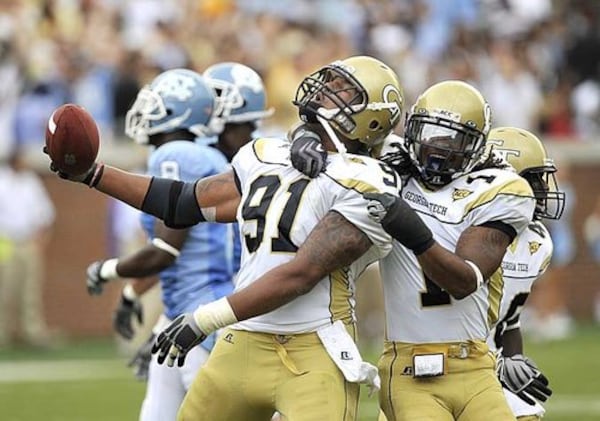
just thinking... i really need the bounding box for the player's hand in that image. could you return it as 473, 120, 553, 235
363, 192, 397, 223
43, 146, 101, 185
378, 134, 414, 177
497, 354, 553, 405
86, 261, 110, 295
127, 333, 155, 381
151, 313, 207, 367
290, 128, 327, 178
113, 290, 143, 340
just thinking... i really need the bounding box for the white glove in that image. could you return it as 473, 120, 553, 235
497, 354, 553, 405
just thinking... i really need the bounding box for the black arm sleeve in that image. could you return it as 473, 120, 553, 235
479, 220, 517, 243
381, 197, 435, 255
141, 177, 205, 229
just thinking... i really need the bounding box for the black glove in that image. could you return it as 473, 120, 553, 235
43, 146, 103, 187
151, 313, 207, 367
86, 261, 110, 295
290, 128, 327, 178
363, 192, 434, 255
127, 333, 155, 381
113, 291, 144, 340
497, 354, 553, 405
378, 135, 415, 178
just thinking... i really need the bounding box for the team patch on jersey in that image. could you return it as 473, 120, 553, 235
452, 188, 473, 201
528, 241, 542, 255
403, 190, 448, 216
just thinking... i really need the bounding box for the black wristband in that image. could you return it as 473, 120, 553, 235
381, 198, 434, 255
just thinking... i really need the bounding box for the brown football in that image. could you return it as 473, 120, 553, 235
45, 104, 99, 176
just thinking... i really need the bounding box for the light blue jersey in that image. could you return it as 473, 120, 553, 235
140, 140, 239, 351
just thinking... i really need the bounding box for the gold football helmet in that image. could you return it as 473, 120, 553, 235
405, 80, 491, 186
293, 55, 404, 149
487, 127, 565, 220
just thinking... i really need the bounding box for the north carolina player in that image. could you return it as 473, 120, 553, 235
364, 81, 537, 420
48, 56, 421, 421
107, 62, 274, 384
486, 127, 564, 420
83, 68, 239, 421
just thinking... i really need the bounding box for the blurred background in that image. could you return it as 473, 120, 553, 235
0, 0, 599, 420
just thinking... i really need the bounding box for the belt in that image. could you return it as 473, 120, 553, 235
389, 340, 490, 359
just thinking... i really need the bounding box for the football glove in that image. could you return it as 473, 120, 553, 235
43, 146, 103, 186
290, 128, 327, 178
151, 313, 207, 367
363, 192, 434, 255
127, 333, 155, 381
86, 261, 110, 295
113, 290, 143, 340
378, 135, 415, 178
497, 354, 553, 405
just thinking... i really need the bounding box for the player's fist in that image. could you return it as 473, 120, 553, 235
86, 261, 110, 295
113, 290, 144, 340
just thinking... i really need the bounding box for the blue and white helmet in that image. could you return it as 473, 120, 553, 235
125, 68, 215, 144
202, 62, 274, 134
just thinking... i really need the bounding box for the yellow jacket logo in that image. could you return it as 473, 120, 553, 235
528, 241, 541, 255
452, 188, 473, 201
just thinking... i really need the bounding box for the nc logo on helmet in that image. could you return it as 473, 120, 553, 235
153, 74, 197, 101
230, 64, 264, 93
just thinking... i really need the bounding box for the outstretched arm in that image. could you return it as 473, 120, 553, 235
70, 165, 241, 224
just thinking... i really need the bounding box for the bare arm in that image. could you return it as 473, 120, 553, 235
418, 225, 512, 299
129, 276, 160, 296
227, 211, 372, 320
94, 166, 240, 224
95, 166, 153, 209
501, 328, 524, 356
115, 221, 189, 278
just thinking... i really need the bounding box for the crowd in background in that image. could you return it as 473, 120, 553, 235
0, 0, 599, 347
0, 0, 599, 160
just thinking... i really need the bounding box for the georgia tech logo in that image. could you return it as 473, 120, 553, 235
528, 241, 542, 255
452, 188, 473, 201
487, 139, 521, 161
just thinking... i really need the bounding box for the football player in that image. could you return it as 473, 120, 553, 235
290, 80, 536, 420
108, 62, 273, 377
82, 65, 263, 421
486, 127, 564, 420
47, 56, 434, 420
368, 81, 539, 420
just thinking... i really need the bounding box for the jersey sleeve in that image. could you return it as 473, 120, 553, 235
466, 174, 536, 236
328, 158, 400, 258
232, 137, 289, 186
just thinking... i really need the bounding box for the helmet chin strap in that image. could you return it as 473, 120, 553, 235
316, 114, 349, 162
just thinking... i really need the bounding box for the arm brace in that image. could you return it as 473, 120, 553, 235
141, 178, 205, 228
381, 197, 435, 255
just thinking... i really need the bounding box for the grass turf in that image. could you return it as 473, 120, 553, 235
0, 325, 598, 421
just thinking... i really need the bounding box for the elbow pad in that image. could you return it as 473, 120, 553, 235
381, 198, 434, 255
141, 178, 205, 228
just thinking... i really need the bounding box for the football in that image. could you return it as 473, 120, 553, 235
45, 104, 100, 176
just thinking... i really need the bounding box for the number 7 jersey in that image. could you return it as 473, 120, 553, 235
230, 137, 400, 334
380, 168, 536, 343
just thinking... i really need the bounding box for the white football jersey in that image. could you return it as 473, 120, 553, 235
487, 221, 553, 351
381, 168, 536, 343
230, 137, 400, 334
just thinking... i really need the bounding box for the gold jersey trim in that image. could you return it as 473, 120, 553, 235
329, 267, 354, 324
464, 177, 533, 215
487, 269, 504, 327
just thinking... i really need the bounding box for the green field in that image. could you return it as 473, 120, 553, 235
1, 326, 599, 421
